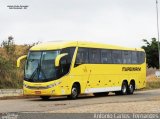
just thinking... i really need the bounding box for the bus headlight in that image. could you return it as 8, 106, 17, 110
47, 82, 61, 88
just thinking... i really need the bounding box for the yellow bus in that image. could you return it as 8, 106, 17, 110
17, 41, 146, 100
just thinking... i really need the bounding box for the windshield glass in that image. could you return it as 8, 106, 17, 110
25, 50, 60, 82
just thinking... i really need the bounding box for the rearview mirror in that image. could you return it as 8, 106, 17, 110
55, 53, 68, 67
17, 55, 27, 68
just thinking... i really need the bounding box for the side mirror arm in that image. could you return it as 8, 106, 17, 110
17, 55, 27, 68
55, 53, 68, 67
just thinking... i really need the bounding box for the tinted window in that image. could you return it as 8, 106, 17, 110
75, 48, 145, 65
112, 50, 122, 64
101, 49, 112, 63
61, 47, 75, 64
75, 48, 89, 65
122, 51, 131, 64
131, 51, 138, 64
60, 47, 76, 75
137, 51, 145, 64
89, 49, 100, 63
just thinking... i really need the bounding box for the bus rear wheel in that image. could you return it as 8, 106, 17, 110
67, 84, 79, 99
40, 96, 50, 100
127, 82, 135, 94
115, 81, 128, 95
93, 92, 109, 97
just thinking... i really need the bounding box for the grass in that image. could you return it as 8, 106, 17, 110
0, 45, 28, 89
0, 78, 23, 89
0, 70, 23, 89
146, 74, 160, 89
146, 80, 160, 89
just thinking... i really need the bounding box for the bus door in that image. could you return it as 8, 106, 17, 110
59, 47, 76, 94
72, 48, 91, 93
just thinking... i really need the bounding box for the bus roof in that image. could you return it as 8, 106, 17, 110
30, 41, 144, 51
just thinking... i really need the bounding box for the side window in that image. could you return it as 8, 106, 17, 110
112, 50, 122, 64
131, 51, 138, 64
75, 48, 89, 65
137, 51, 145, 64
101, 49, 112, 64
89, 49, 100, 63
122, 51, 131, 64
61, 47, 75, 64
60, 47, 76, 75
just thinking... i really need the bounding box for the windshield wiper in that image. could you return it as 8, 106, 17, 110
28, 62, 47, 82
39, 68, 46, 80
28, 63, 40, 81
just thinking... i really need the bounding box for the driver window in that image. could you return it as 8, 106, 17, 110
75, 48, 89, 67
59, 47, 75, 76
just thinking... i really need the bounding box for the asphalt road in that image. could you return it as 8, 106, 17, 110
0, 89, 160, 113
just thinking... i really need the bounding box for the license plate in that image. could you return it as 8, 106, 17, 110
35, 91, 41, 94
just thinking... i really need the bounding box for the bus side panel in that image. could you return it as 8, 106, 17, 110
69, 64, 91, 94
135, 63, 146, 89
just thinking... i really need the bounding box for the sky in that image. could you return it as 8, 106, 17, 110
0, 0, 159, 48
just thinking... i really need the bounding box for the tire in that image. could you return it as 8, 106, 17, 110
121, 81, 128, 95
115, 81, 128, 95
127, 82, 135, 95
40, 96, 50, 100
93, 92, 109, 97
67, 84, 79, 99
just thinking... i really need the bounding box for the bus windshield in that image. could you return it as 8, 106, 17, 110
24, 50, 60, 82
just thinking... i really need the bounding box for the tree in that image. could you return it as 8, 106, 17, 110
141, 38, 159, 69
1, 36, 15, 56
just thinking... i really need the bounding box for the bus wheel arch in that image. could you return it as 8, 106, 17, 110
73, 82, 81, 94
67, 82, 81, 99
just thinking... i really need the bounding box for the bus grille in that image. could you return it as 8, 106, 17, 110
27, 86, 48, 90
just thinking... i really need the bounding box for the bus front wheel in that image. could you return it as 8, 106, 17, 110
67, 84, 79, 99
